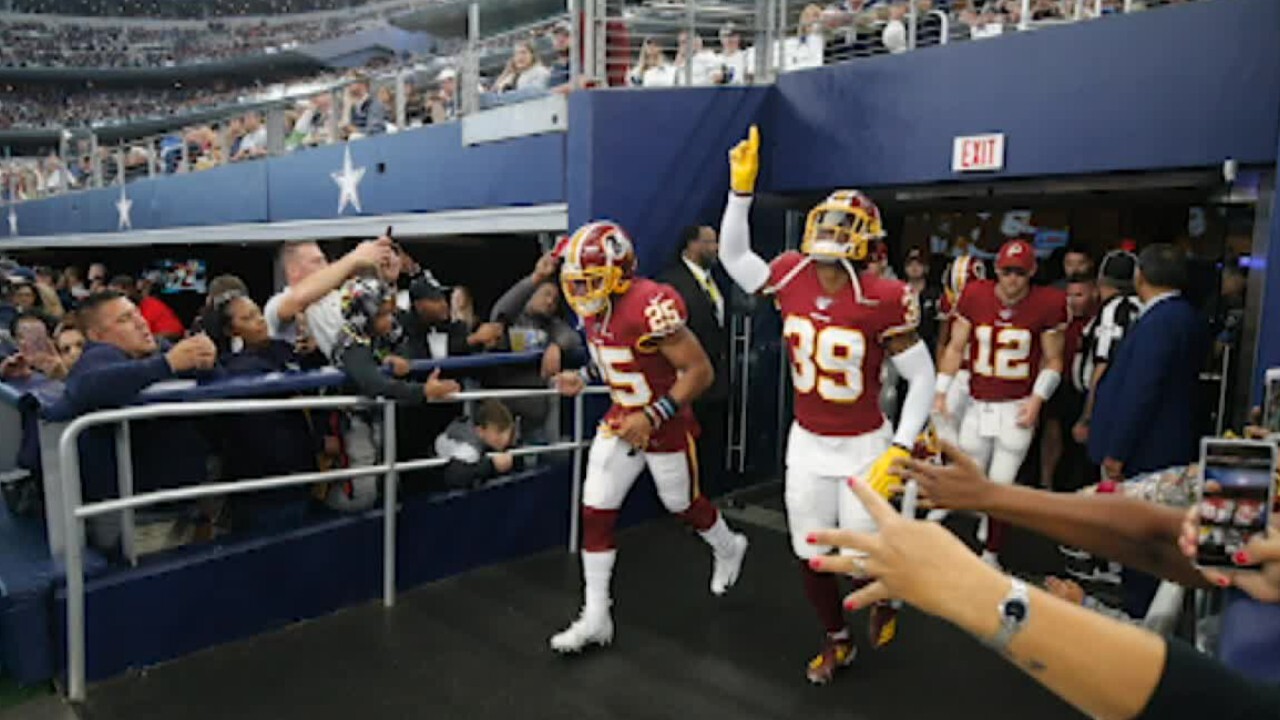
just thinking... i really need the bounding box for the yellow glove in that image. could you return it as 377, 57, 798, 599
864, 444, 910, 500
728, 124, 760, 195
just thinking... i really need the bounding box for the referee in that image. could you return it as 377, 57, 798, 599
1072, 250, 1142, 450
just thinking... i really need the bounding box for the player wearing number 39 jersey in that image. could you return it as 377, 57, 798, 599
546, 220, 749, 654
718, 126, 938, 685
935, 239, 1067, 568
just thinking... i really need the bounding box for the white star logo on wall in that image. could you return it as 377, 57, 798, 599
331, 145, 366, 215
6, 206, 16, 237
116, 185, 133, 231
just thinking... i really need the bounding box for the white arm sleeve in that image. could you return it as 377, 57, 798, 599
889, 339, 936, 448
718, 193, 771, 294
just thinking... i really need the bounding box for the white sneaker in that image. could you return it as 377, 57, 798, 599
981, 550, 1002, 570
711, 533, 749, 596
926, 509, 950, 523
549, 608, 614, 653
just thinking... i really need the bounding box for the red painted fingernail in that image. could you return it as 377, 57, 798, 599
808, 557, 823, 570
1234, 551, 1251, 565
847, 477, 857, 488
805, 533, 818, 544
1216, 577, 1231, 588
844, 599, 858, 611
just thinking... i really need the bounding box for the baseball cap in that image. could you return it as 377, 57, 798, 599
552, 20, 571, 34
437, 67, 457, 81
409, 277, 446, 303
1098, 250, 1137, 288
719, 21, 740, 37
995, 239, 1036, 272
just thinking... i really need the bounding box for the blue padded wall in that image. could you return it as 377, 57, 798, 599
766, 0, 1280, 192
567, 87, 770, 276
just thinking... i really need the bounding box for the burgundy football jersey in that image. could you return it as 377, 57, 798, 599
582, 278, 698, 452
956, 279, 1067, 402
766, 252, 919, 437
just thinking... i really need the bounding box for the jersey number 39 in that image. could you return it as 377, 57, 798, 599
783, 316, 865, 402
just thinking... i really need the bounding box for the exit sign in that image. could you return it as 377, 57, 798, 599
952, 133, 1005, 172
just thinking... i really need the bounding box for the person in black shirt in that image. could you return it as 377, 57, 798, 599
397, 277, 496, 360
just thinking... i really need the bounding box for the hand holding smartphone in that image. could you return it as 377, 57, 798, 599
1195, 438, 1277, 571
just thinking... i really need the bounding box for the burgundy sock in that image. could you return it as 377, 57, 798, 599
986, 518, 1006, 554
800, 560, 847, 634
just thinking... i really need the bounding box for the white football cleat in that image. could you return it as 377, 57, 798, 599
711, 533, 749, 596
550, 608, 614, 653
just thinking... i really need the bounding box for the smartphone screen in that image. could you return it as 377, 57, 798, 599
16, 322, 54, 358
1264, 368, 1280, 434
1196, 439, 1277, 569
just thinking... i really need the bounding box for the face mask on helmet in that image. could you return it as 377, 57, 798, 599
801, 203, 883, 261
560, 264, 617, 316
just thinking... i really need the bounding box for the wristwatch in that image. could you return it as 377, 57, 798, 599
988, 578, 1030, 653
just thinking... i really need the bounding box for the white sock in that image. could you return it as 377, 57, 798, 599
582, 550, 616, 616
698, 515, 737, 556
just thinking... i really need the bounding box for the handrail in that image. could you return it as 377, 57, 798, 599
61, 384, 609, 702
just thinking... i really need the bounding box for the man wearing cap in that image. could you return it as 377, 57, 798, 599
548, 21, 573, 89
902, 247, 941, 352
713, 23, 749, 85
398, 276, 500, 360
935, 238, 1067, 567
1071, 250, 1142, 447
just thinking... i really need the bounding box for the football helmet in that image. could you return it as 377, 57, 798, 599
943, 254, 987, 308
558, 221, 636, 316
801, 189, 885, 262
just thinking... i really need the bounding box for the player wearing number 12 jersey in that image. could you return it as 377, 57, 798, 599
547, 220, 749, 654
935, 239, 1067, 567
718, 127, 938, 685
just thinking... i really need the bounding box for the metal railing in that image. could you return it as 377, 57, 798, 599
60, 384, 608, 702
0, 0, 1207, 203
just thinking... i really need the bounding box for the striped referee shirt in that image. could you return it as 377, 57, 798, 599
1074, 293, 1142, 392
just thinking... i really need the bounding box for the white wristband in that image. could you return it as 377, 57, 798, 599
935, 373, 954, 395
1032, 369, 1061, 401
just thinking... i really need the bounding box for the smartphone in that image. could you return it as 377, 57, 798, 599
1264, 367, 1280, 434
1196, 438, 1277, 570
16, 322, 54, 358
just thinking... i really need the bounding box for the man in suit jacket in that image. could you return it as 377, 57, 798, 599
660, 225, 732, 496
1088, 243, 1206, 618
1089, 243, 1206, 481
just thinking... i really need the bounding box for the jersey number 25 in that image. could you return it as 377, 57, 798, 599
783, 316, 865, 402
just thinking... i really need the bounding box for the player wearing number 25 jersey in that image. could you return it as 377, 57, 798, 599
547, 220, 749, 655
719, 126, 937, 686
936, 239, 1067, 567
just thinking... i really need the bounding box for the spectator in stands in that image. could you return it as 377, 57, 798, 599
66, 291, 220, 553
399, 276, 502, 360
673, 31, 721, 86
547, 21, 572, 90
376, 86, 399, 132
265, 237, 394, 359
201, 290, 322, 509
714, 22, 750, 85
488, 254, 581, 443
344, 74, 388, 137
1209, 263, 1247, 358
8, 311, 67, 380
499, 40, 552, 93
55, 323, 86, 369
59, 265, 90, 306
291, 92, 334, 147
881, 1, 910, 53
425, 69, 459, 124
232, 112, 269, 161
110, 274, 185, 341
87, 263, 108, 293
324, 274, 460, 510
450, 284, 478, 331
433, 399, 517, 492
630, 37, 675, 87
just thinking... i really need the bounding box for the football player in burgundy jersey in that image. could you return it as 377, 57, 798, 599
547, 221, 749, 654
718, 127, 937, 684
935, 239, 1067, 567
932, 255, 988, 447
